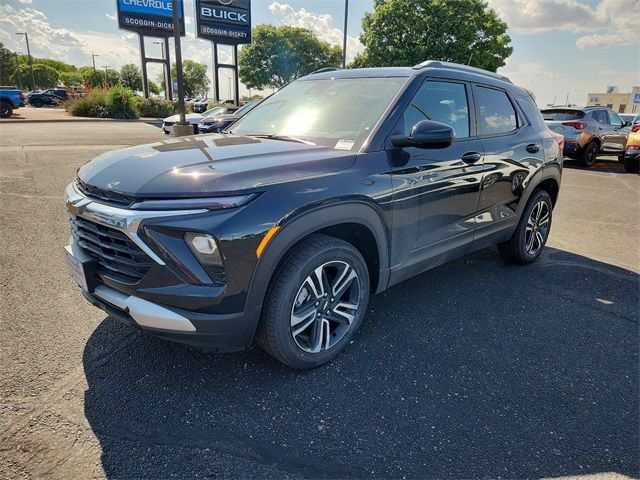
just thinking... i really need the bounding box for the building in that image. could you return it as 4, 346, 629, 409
586, 86, 640, 114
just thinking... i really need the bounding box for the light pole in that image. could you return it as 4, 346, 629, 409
171, 0, 192, 136
153, 40, 166, 97
92, 54, 100, 75
15, 51, 22, 90
342, 0, 349, 68
222, 71, 232, 101
15, 32, 35, 91
102, 65, 109, 87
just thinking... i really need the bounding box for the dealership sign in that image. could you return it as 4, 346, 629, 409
195, 0, 252, 45
117, 0, 185, 36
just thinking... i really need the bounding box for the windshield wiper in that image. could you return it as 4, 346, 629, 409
240, 133, 316, 145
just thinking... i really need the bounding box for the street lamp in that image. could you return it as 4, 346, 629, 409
91, 53, 100, 75
102, 65, 109, 87
153, 40, 166, 97
14, 51, 22, 90
342, 0, 349, 68
221, 71, 232, 101
15, 32, 35, 91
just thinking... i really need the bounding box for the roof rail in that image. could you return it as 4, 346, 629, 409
310, 67, 339, 75
412, 60, 512, 84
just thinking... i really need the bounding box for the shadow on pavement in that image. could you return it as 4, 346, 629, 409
563, 157, 629, 174
83, 247, 639, 479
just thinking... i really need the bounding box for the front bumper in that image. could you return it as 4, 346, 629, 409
64, 181, 262, 350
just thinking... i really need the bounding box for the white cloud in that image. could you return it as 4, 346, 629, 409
268, 1, 363, 62
18, 0, 33, 4
105, 13, 116, 22
486, 0, 640, 50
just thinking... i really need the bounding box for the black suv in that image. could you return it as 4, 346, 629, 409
29, 88, 68, 107
64, 61, 561, 369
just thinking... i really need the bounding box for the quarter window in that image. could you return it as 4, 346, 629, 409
475, 86, 519, 135
593, 110, 609, 124
403, 81, 470, 138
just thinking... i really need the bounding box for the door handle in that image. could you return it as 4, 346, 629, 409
461, 152, 482, 163
526, 144, 540, 153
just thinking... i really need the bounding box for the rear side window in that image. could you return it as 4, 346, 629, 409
518, 96, 546, 132
475, 86, 518, 135
592, 110, 609, 124
540, 110, 584, 121
403, 80, 470, 138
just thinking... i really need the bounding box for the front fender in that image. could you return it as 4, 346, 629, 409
244, 201, 390, 315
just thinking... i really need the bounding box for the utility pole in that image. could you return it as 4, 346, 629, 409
92, 54, 99, 75
15, 52, 21, 90
342, 0, 349, 68
103, 65, 109, 87
171, 0, 192, 136
16, 32, 35, 91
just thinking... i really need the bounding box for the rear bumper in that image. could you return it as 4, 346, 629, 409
82, 285, 260, 351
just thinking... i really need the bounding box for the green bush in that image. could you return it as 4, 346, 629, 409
135, 97, 175, 118
66, 89, 111, 118
66, 86, 138, 119
107, 85, 137, 119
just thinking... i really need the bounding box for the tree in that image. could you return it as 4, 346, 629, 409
148, 80, 161, 96
18, 64, 59, 89
59, 71, 84, 87
120, 63, 143, 91
78, 66, 103, 88
0, 43, 19, 86
351, 0, 512, 72
239, 25, 342, 90
171, 60, 210, 97
104, 68, 121, 87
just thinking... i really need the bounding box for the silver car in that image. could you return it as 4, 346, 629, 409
541, 107, 629, 167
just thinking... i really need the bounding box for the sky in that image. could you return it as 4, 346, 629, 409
1, 0, 638, 105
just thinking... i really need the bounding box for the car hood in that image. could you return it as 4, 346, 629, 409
201, 114, 238, 125
163, 113, 202, 123
77, 134, 356, 198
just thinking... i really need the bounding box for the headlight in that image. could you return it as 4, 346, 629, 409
184, 232, 223, 266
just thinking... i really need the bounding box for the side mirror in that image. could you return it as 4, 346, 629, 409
390, 120, 455, 149
623, 120, 632, 127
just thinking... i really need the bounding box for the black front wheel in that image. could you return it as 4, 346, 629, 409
624, 156, 639, 174
31, 99, 43, 108
498, 189, 553, 264
257, 234, 370, 369
0, 101, 12, 118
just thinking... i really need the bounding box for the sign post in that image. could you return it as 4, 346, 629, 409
195, 0, 252, 105
116, 0, 185, 99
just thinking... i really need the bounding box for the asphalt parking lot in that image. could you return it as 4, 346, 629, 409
0, 121, 638, 479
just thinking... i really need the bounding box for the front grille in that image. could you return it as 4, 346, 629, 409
70, 216, 154, 284
76, 179, 136, 208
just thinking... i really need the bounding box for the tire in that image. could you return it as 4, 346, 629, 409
257, 234, 370, 369
498, 189, 553, 265
31, 99, 43, 108
618, 154, 625, 163
0, 101, 12, 118
624, 156, 639, 174
578, 140, 599, 167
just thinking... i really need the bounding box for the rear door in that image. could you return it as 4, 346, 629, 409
472, 84, 546, 248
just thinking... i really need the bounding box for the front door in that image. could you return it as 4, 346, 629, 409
389, 79, 484, 282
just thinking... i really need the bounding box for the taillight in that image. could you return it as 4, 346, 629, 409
562, 121, 586, 130
631, 124, 640, 133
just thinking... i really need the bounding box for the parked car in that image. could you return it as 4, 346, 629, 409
619, 113, 636, 125
64, 60, 561, 369
541, 106, 629, 166
0, 86, 25, 118
198, 100, 261, 134
28, 88, 68, 108
623, 114, 640, 173
192, 98, 212, 113
162, 106, 237, 135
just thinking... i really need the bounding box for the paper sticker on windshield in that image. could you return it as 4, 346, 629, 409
335, 139, 354, 150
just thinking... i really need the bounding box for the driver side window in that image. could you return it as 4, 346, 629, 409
403, 81, 470, 138
608, 110, 623, 127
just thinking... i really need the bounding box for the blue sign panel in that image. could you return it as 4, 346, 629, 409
196, 0, 251, 45
633, 93, 640, 104
117, 0, 185, 36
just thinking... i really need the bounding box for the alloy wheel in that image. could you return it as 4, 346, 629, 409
290, 261, 361, 353
587, 143, 598, 165
525, 200, 550, 256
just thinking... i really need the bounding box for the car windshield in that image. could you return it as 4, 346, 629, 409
235, 100, 259, 116
540, 109, 585, 121
202, 107, 226, 118
229, 76, 408, 150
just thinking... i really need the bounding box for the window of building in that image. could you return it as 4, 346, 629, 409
619, 104, 626, 113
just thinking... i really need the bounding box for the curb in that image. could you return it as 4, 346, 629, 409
1, 117, 164, 125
